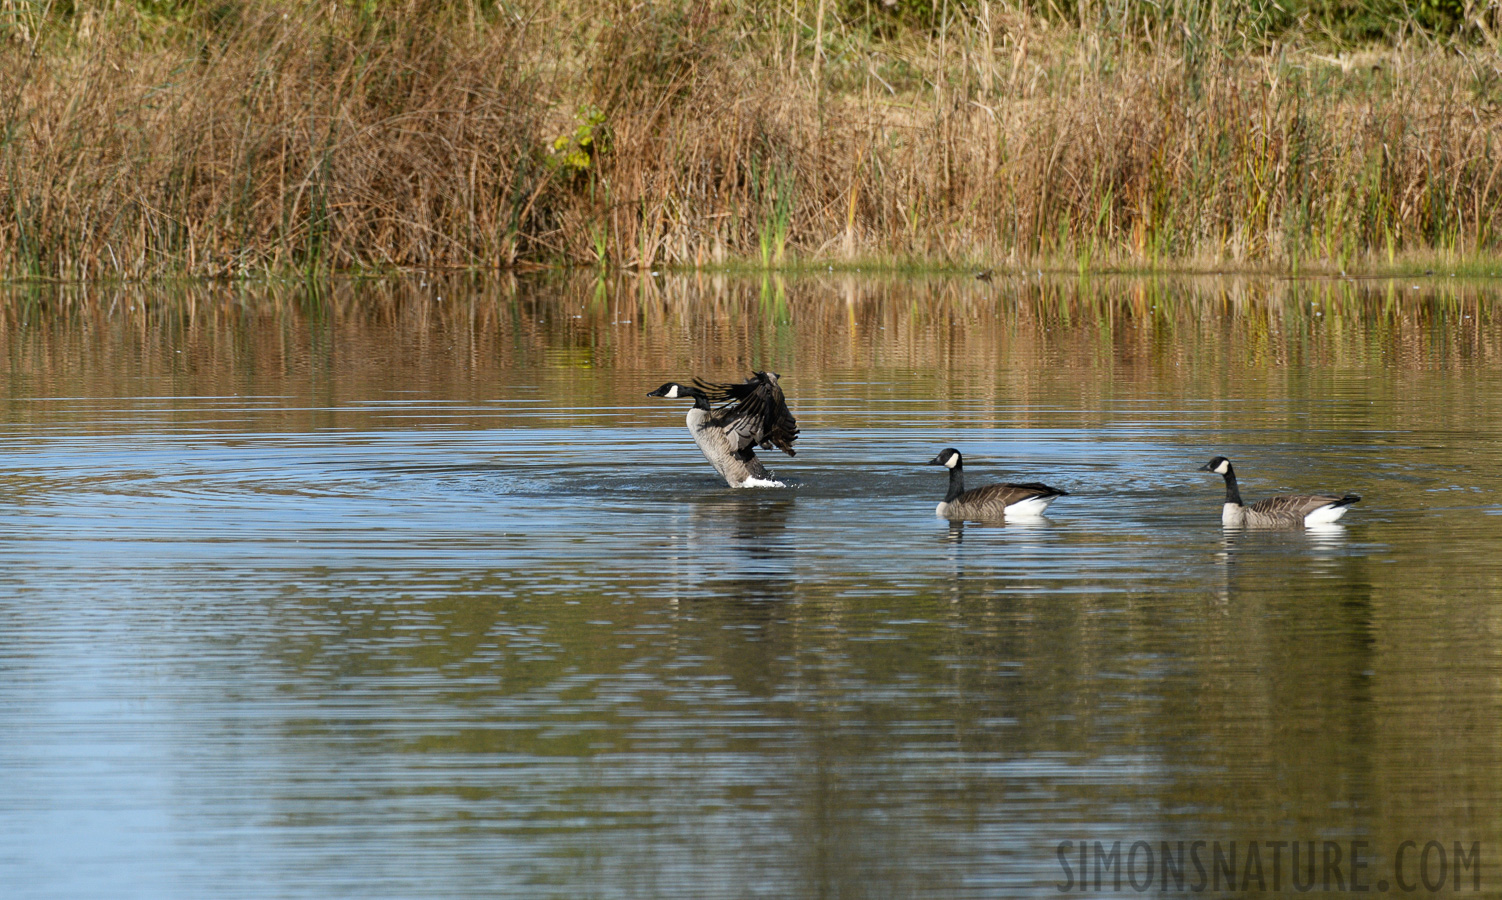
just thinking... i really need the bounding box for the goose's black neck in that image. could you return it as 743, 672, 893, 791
677, 387, 711, 411
1220, 465, 1244, 507
945, 462, 965, 503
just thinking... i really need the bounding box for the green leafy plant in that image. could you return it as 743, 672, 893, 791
548, 105, 607, 175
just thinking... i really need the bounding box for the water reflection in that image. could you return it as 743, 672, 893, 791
937, 516, 1060, 543
658, 493, 799, 605
0, 273, 1500, 898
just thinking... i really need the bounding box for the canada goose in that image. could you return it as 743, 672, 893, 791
1198, 456, 1360, 527
647, 371, 799, 488
927, 447, 1068, 521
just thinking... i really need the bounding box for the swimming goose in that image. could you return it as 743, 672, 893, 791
1198, 456, 1360, 527
927, 447, 1068, 521
647, 371, 799, 488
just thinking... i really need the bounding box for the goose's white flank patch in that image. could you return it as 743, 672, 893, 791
1004, 495, 1055, 519
1304, 503, 1352, 526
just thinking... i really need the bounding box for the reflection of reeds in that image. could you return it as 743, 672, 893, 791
2, 4, 1501, 277
1, 274, 1498, 433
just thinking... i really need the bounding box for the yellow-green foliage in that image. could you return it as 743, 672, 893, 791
549, 106, 607, 175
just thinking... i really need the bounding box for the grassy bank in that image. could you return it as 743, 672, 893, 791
2, 1, 1500, 279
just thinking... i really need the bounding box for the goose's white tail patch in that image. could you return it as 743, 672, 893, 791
1304, 503, 1352, 526
1004, 496, 1056, 520
736, 476, 786, 489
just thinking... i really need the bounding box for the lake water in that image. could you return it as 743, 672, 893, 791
2, 272, 1500, 898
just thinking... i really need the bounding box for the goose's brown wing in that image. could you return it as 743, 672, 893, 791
961, 482, 1068, 506
946, 481, 1066, 520
691, 376, 747, 403
1247, 493, 1357, 520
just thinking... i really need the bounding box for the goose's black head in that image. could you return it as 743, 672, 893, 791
928, 448, 963, 469
648, 381, 712, 410
648, 382, 691, 399
1198, 456, 1232, 475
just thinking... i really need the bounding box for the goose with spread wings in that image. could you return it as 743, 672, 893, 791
647, 371, 799, 487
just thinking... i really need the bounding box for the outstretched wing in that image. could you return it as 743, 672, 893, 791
697, 372, 799, 457
691, 376, 749, 404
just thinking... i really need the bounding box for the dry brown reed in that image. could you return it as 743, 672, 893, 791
1, 0, 1500, 279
